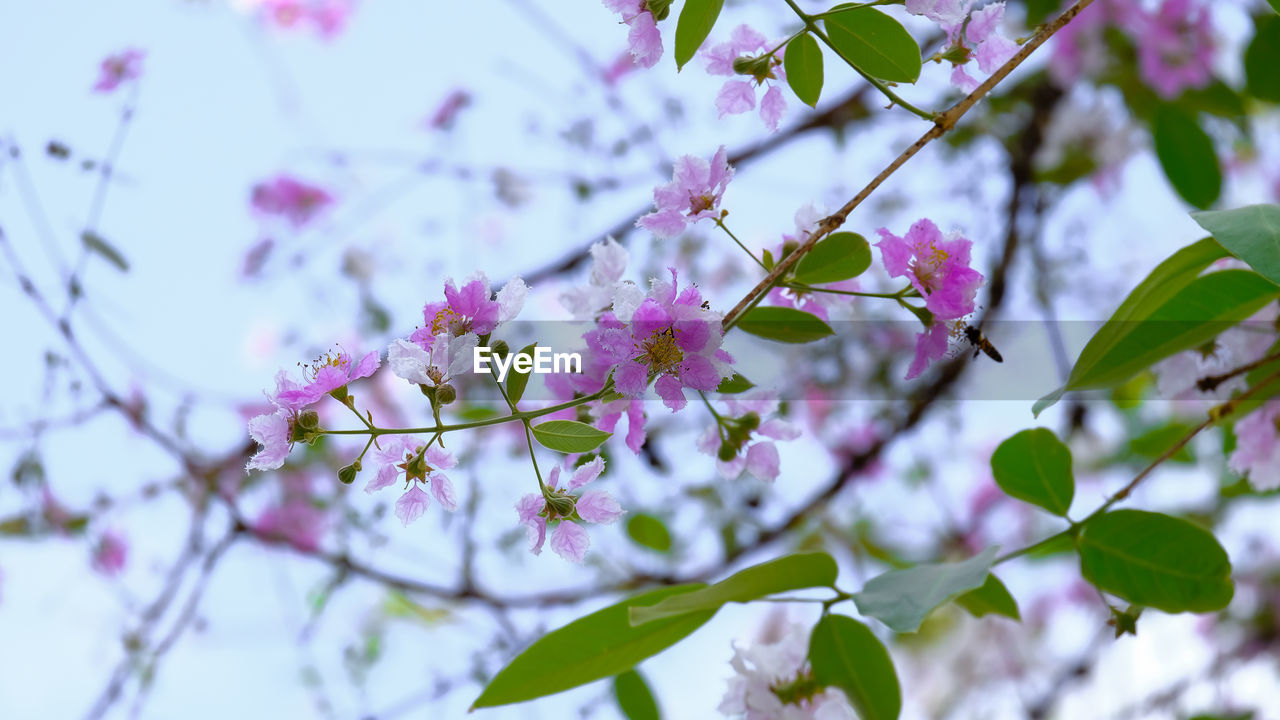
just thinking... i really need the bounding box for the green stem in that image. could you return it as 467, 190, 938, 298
318, 386, 611, 438
716, 218, 769, 272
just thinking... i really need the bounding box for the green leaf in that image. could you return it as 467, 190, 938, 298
852, 546, 999, 633
627, 513, 673, 553
81, 230, 129, 273
630, 552, 838, 625
506, 343, 538, 405
531, 420, 611, 453
784, 33, 824, 107
472, 585, 716, 709
809, 615, 901, 720
1077, 510, 1234, 613
954, 574, 1021, 621
1151, 105, 1221, 209
990, 428, 1074, 516
1245, 16, 1280, 103
793, 232, 871, 285
737, 306, 834, 344
716, 372, 755, 394
614, 670, 661, 720
823, 7, 922, 83
674, 0, 725, 70
1034, 266, 1278, 415
1191, 205, 1280, 287
1270, 0, 1280, 13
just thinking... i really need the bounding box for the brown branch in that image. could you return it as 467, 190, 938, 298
720, 0, 1097, 330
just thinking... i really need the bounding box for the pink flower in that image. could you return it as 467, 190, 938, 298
1228, 398, 1280, 492
1135, 0, 1214, 99
253, 476, 328, 551
596, 269, 732, 412
930, 2, 1019, 92
907, 321, 951, 380
367, 438, 460, 523
697, 392, 799, 481
273, 349, 380, 410
411, 273, 527, 342
515, 457, 622, 563
93, 49, 144, 93
424, 89, 471, 131
637, 146, 734, 239
247, 410, 292, 472
91, 530, 128, 577
250, 175, 335, 229
703, 26, 787, 131
876, 219, 983, 321
603, 0, 663, 69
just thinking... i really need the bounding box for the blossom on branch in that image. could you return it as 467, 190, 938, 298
603, 0, 663, 69
251, 175, 335, 229
515, 457, 622, 563
637, 146, 735, 239
703, 25, 787, 131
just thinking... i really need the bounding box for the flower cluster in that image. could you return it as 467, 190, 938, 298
876, 219, 984, 379
1048, 0, 1213, 99
704, 25, 787, 131
603, 0, 663, 69
697, 392, 799, 482
247, 349, 380, 472
592, 269, 733, 411
720, 619, 855, 719
516, 457, 623, 563
93, 49, 144, 94
637, 146, 735, 239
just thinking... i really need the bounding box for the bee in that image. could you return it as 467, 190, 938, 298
963, 325, 1003, 363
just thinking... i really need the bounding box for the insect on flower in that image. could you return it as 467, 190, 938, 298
962, 324, 1003, 363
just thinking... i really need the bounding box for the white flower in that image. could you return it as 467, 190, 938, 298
387, 335, 477, 387
719, 622, 855, 719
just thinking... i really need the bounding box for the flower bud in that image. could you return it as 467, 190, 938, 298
337, 463, 358, 485
435, 383, 457, 405
646, 0, 671, 21
297, 409, 320, 430
717, 441, 738, 462
490, 340, 510, 359
544, 492, 577, 519
738, 411, 760, 432
732, 54, 776, 82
